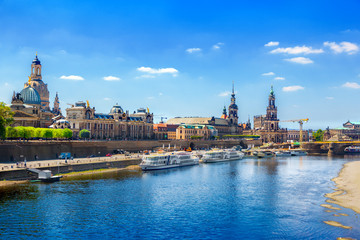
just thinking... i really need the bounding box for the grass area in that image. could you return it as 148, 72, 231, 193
55, 165, 140, 177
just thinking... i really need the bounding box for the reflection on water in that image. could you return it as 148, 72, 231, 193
0, 183, 39, 203
0, 156, 359, 240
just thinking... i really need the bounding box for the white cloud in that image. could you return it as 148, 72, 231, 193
342, 82, 360, 89
104, 97, 111, 101
218, 91, 234, 97
285, 57, 313, 64
186, 48, 202, 53
265, 41, 279, 47
103, 76, 121, 81
262, 72, 275, 76
326, 97, 334, 100
159, 92, 163, 96
282, 85, 305, 92
59, 75, 84, 81
137, 67, 178, 77
4, 82, 10, 87
324, 41, 359, 55
274, 77, 285, 81
271, 46, 323, 54
212, 42, 224, 50
147, 96, 155, 100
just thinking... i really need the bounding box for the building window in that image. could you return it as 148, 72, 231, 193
73, 123, 75, 128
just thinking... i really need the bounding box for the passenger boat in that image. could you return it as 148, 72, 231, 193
257, 151, 275, 158
202, 149, 244, 163
290, 150, 308, 156
140, 151, 199, 171
275, 151, 292, 157
344, 146, 360, 154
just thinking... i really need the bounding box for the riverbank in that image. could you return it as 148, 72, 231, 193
0, 165, 141, 188
60, 165, 141, 179
326, 161, 360, 214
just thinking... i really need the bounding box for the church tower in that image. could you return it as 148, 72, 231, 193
227, 81, 238, 126
53, 92, 61, 115
24, 54, 50, 111
264, 85, 279, 131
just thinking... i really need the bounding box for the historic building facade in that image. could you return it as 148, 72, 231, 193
245, 86, 287, 143
66, 101, 154, 140
176, 124, 217, 140
9, 55, 61, 128
325, 121, 360, 141
166, 83, 240, 137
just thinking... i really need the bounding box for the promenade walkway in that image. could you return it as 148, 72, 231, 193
0, 153, 142, 172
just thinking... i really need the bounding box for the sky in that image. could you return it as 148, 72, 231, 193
1, 0, 360, 129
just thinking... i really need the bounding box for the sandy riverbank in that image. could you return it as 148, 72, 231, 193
326, 161, 360, 214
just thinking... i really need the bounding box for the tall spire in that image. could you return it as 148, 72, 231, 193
270, 85, 274, 96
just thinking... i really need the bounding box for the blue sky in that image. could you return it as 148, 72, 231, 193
1, 0, 360, 129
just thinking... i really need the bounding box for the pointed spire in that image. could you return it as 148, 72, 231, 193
270, 85, 274, 96
232, 81, 234, 94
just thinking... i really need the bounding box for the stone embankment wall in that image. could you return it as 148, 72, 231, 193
0, 159, 141, 181
0, 139, 261, 163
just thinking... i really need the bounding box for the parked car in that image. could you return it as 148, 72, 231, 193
88, 155, 96, 158
113, 149, 125, 154
106, 153, 112, 157
59, 152, 73, 159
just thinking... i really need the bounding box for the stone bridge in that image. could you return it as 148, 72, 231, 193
301, 141, 360, 155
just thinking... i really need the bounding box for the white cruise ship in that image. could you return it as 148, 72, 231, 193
202, 149, 244, 163
140, 152, 199, 171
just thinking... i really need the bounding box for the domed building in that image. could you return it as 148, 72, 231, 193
23, 54, 50, 111
9, 55, 61, 128
65, 101, 154, 139
110, 104, 124, 114
20, 86, 42, 105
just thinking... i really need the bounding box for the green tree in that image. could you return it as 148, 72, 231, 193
53, 129, 64, 139
0, 102, 14, 140
6, 126, 17, 139
24, 127, 35, 139
16, 126, 26, 138
313, 129, 324, 141
34, 128, 43, 138
62, 128, 73, 139
79, 129, 90, 139
41, 129, 53, 139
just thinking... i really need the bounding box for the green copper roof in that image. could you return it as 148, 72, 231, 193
20, 86, 41, 105
270, 85, 274, 96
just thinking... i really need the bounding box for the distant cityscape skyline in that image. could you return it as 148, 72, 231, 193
1, 1, 360, 129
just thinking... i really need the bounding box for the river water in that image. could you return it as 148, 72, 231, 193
0, 156, 359, 240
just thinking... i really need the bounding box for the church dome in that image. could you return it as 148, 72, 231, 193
32, 55, 41, 65
110, 104, 124, 114
20, 87, 41, 105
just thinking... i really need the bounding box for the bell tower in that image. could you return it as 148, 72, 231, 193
264, 85, 279, 131
31, 54, 42, 80
227, 81, 238, 126
53, 92, 61, 115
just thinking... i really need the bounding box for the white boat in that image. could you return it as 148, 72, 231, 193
202, 149, 244, 163
275, 151, 292, 157
291, 150, 307, 156
344, 146, 360, 154
140, 151, 199, 171
257, 151, 275, 158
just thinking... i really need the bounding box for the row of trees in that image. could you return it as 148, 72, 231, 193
6, 126, 73, 140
